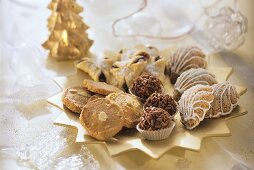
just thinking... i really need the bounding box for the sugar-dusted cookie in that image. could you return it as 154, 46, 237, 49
206, 82, 239, 118
80, 98, 124, 140
62, 86, 91, 114
106, 92, 143, 128
179, 85, 214, 129
125, 56, 148, 88
76, 58, 102, 82
168, 46, 207, 84
83, 79, 123, 95
145, 56, 167, 83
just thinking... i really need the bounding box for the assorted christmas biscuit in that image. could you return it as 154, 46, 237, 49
83, 79, 123, 95
168, 46, 207, 84
106, 92, 143, 128
80, 98, 124, 140
206, 82, 239, 118
62, 86, 91, 114
61, 45, 241, 141
173, 68, 217, 101
178, 85, 214, 129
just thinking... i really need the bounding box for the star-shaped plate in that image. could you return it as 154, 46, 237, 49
47, 52, 247, 159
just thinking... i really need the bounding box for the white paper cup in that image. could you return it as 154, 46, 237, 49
136, 121, 175, 140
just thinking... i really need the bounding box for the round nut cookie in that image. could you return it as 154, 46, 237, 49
83, 79, 123, 95
80, 98, 124, 140
106, 92, 143, 128
62, 86, 91, 114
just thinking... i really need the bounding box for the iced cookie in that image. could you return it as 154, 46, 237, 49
106, 92, 143, 128
179, 85, 214, 129
206, 82, 239, 118
83, 79, 123, 95
80, 98, 124, 140
62, 86, 91, 114
174, 68, 217, 101
168, 46, 207, 84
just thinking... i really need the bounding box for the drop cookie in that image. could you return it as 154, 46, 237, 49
62, 86, 91, 114
80, 98, 124, 140
83, 79, 123, 95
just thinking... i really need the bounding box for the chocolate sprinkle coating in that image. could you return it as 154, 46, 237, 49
139, 107, 171, 131
131, 72, 162, 100
144, 92, 177, 116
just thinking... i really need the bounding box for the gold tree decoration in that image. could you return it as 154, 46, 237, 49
42, 0, 93, 60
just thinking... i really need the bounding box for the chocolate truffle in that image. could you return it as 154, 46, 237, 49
131, 72, 162, 100
144, 92, 177, 116
168, 46, 207, 84
139, 107, 171, 131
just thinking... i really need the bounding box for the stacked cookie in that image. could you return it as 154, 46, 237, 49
167, 47, 240, 130
76, 45, 168, 91
62, 79, 143, 140
62, 45, 241, 141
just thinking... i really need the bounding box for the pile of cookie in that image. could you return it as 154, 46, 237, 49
61, 45, 240, 141
76, 45, 167, 90
62, 79, 142, 140
167, 47, 239, 130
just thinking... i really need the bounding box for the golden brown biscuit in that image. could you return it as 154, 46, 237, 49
106, 92, 143, 128
62, 86, 91, 114
80, 98, 124, 140
87, 94, 105, 102
83, 79, 123, 95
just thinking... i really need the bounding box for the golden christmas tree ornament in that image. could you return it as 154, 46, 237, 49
42, 0, 93, 60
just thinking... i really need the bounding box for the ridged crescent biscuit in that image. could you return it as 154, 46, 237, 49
179, 85, 214, 129
206, 82, 239, 118
174, 68, 217, 101
168, 46, 207, 84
